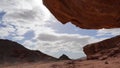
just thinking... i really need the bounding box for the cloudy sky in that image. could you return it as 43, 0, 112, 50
0, 0, 120, 59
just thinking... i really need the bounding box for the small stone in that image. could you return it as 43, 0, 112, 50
105, 61, 109, 64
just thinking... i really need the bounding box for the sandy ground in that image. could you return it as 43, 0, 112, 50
0, 57, 120, 68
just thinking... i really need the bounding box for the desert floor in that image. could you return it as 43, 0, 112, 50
0, 57, 120, 68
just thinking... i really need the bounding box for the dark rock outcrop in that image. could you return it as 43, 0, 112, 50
0, 39, 57, 64
59, 54, 70, 60
83, 35, 120, 60
43, 0, 120, 29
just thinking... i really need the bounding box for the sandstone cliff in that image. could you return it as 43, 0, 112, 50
43, 0, 120, 29
83, 35, 120, 60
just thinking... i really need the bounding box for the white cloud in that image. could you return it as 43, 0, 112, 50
0, 0, 51, 36
0, 24, 15, 38
23, 40, 36, 50
22, 32, 107, 58
37, 33, 90, 50
12, 36, 24, 41
97, 28, 120, 36
26, 33, 94, 58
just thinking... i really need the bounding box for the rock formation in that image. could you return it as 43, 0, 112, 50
59, 54, 70, 60
43, 0, 120, 29
0, 39, 57, 64
83, 35, 120, 60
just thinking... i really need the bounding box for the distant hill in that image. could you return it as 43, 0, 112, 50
0, 39, 57, 64
58, 54, 70, 60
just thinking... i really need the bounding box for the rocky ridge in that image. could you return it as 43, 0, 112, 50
0, 39, 57, 64
84, 35, 120, 60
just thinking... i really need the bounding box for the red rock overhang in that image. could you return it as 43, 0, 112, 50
43, 0, 120, 29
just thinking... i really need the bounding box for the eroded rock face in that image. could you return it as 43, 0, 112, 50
43, 0, 120, 29
83, 35, 120, 60
0, 39, 57, 64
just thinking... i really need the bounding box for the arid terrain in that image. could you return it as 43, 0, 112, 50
1, 57, 120, 68
0, 0, 120, 68
0, 35, 120, 68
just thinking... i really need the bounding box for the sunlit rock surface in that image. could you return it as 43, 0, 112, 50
83, 35, 120, 60
43, 0, 120, 29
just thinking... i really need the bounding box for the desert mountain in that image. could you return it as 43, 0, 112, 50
1, 36, 120, 68
59, 54, 70, 60
0, 39, 57, 64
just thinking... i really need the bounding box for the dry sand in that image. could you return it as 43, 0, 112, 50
1, 57, 120, 68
